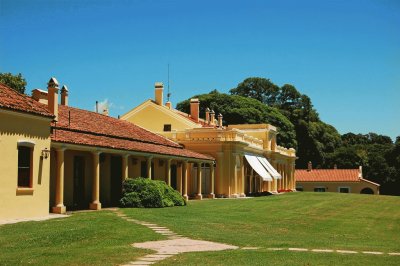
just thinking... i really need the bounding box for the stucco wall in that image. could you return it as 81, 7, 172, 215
296, 180, 379, 194
0, 111, 51, 220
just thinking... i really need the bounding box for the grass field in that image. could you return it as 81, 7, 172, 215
1, 192, 399, 265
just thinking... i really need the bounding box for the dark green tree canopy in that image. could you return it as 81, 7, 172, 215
176, 90, 297, 149
0, 72, 27, 94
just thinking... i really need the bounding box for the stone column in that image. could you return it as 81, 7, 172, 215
146, 156, 153, 179
209, 162, 215, 198
183, 161, 189, 201
166, 159, 172, 186
239, 155, 245, 197
196, 162, 202, 199
52, 148, 66, 214
90, 151, 101, 210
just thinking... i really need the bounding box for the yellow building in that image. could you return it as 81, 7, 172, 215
1, 79, 214, 220
295, 162, 380, 194
121, 83, 297, 198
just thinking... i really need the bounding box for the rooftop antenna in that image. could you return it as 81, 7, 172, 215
167, 63, 171, 101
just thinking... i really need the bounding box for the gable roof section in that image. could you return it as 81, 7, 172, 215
52, 105, 213, 161
295, 169, 360, 182
121, 100, 205, 129
0, 83, 54, 118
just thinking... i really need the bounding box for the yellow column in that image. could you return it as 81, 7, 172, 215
52, 148, 66, 214
292, 162, 296, 190
267, 180, 271, 192
147, 156, 153, 179
232, 153, 238, 198
249, 169, 253, 194
122, 154, 129, 180
183, 161, 188, 201
166, 159, 172, 186
196, 162, 202, 199
177, 162, 182, 193
90, 151, 101, 210
239, 155, 245, 197
209, 162, 215, 198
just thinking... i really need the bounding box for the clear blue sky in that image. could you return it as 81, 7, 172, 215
1, 0, 399, 139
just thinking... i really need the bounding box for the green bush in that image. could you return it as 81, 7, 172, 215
120, 177, 186, 208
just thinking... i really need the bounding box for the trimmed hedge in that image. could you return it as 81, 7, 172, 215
120, 177, 186, 208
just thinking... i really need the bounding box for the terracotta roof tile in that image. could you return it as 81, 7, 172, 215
295, 169, 360, 182
0, 83, 54, 118
52, 105, 213, 161
173, 109, 216, 128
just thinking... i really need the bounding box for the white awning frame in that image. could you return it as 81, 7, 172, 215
244, 154, 273, 181
257, 157, 282, 180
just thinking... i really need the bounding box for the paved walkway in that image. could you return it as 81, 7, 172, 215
0, 213, 68, 226
113, 209, 238, 266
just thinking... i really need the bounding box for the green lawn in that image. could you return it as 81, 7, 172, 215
123, 192, 400, 265
1, 192, 399, 265
0, 211, 164, 265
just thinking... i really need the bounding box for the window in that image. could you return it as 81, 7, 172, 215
296, 186, 303, 191
163, 124, 172, 132
18, 146, 32, 187
338, 187, 350, 193
314, 187, 326, 192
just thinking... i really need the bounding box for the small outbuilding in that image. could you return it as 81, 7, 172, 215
295, 162, 379, 194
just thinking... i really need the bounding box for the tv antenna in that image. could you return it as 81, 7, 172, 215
167, 63, 171, 101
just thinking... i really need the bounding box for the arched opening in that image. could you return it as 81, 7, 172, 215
360, 187, 374, 194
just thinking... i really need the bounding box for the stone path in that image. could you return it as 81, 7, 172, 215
268, 247, 400, 256
113, 209, 238, 266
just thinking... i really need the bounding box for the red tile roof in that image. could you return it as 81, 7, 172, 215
0, 83, 54, 118
295, 169, 360, 182
52, 105, 213, 161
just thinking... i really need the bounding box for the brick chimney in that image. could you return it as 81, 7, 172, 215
190, 98, 200, 122
218, 113, 223, 127
61, 85, 68, 106
155, 82, 164, 105
47, 77, 59, 121
205, 108, 210, 124
307, 161, 312, 172
210, 109, 215, 126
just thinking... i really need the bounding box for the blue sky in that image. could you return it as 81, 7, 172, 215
1, 0, 399, 139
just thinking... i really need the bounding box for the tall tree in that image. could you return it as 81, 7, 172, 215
0, 72, 27, 94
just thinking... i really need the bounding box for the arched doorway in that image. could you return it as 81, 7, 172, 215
360, 187, 374, 194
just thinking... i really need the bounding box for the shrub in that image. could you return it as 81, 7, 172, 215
120, 177, 186, 208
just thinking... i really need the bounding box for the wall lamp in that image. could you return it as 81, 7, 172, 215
41, 148, 50, 159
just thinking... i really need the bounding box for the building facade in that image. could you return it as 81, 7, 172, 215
295, 163, 380, 194
121, 83, 297, 198
0, 79, 214, 220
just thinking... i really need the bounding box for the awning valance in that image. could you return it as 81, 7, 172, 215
257, 157, 282, 179
244, 154, 273, 181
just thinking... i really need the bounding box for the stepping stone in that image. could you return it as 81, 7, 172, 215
336, 250, 358, 254
140, 257, 165, 262
126, 261, 154, 265
242, 247, 260, 250
388, 252, 400, 256
267, 248, 284, 251
148, 227, 168, 229
362, 251, 383, 255
143, 254, 173, 259
311, 249, 334, 253
288, 248, 308, 252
